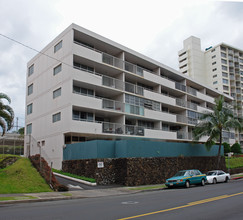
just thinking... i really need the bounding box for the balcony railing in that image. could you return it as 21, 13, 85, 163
102, 122, 144, 136
175, 82, 186, 92
102, 99, 124, 112
125, 82, 144, 95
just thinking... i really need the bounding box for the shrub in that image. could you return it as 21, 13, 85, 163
223, 142, 231, 154
231, 142, 242, 154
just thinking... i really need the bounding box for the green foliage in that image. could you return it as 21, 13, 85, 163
18, 127, 24, 135
231, 142, 242, 154
0, 156, 52, 193
193, 95, 242, 155
0, 93, 14, 135
53, 168, 96, 183
225, 156, 243, 169
223, 142, 231, 154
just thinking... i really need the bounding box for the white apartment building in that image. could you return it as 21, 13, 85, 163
25, 24, 234, 169
178, 36, 243, 146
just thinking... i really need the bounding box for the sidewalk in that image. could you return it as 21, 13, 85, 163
0, 174, 242, 205
0, 187, 142, 205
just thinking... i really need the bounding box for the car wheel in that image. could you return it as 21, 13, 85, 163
225, 177, 229, 183
185, 180, 190, 188
201, 178, 205, 186
213, 178, 217, 184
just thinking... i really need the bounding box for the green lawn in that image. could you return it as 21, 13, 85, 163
53, 169, 96, 183
0, 156, 52, 194
225, 156, 243, 169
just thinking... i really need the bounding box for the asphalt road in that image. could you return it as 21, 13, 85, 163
1, 179, 242, 220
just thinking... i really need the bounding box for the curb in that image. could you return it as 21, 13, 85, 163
54, 172, 97, 186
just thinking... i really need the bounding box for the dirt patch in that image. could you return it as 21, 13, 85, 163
0, 157, 18, 169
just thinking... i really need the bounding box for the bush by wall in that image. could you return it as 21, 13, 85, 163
29, 154, 68, 191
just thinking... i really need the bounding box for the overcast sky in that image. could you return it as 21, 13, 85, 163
0, 0, 243, 131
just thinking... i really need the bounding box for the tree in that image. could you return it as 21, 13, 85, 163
231, 142, 242, 154
223, 142, 231, 154
192, 95, 242, 168
0, 93, 14, 136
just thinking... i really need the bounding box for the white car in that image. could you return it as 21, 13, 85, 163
206, 170, 230, 184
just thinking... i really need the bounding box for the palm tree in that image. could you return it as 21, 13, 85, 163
193, 95, 242, 168
0, 93, 14, 136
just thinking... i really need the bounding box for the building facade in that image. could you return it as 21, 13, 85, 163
25, 25, 234, 169
178, 36, 243, 146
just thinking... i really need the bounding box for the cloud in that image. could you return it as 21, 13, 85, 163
0, 0, 61, 128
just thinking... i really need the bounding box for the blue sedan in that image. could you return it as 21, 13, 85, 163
165, 169, 206, 188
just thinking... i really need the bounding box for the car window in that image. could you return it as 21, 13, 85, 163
174, 171, 186, 176
207, 171, 216, 176
189, 170, 195, 176
218, 171, 225, 175
194, 170, 200, 175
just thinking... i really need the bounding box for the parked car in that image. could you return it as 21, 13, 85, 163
206, 170, 230, 184
165, 169, 206, 188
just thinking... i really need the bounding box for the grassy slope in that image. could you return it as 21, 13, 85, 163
225, 156, 243, 169
0, 157, 52, 194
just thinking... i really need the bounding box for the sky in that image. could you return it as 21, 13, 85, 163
0, 0, 243, 131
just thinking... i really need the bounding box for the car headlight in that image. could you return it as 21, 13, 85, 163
177, 179, 183, 182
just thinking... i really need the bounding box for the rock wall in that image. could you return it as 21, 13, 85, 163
62, 156, 226, 186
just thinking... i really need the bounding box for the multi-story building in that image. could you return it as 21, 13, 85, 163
25, 24, 234, 169
178, 36, 243, 146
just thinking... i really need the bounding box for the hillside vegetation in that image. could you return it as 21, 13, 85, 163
0, 155, 52, 194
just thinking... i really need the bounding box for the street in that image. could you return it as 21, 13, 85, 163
0, 179, 242, 220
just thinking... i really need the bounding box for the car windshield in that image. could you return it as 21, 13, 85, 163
207, 171, 216, 176
174, 171, 186, 177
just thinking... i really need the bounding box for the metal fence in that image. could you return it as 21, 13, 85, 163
0, 133, 24, 157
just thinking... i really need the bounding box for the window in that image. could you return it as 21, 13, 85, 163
72, 110, 93, 122
54, 40, 62, 53
53, 88, 61, 99
162, 123, 169, 131
212, 62, 216, 65
53, 64, 62, 75
212, 55, 216, 59
223, 79, 228, 84
28, 64, 34, 76
222, 65, 227, 71
28, 84, 33, 95
211, 49, 215, 52
221, 46, 226, 51
52, 112, 61, 123
213, 81, 218, 84
221, 59, 227, 64
223, 85, 229, 90
222, 72, 228, 77
26, 124, 32, 134
212, 68, 217, 72
73, 62, 94, 72
221, 52, 226, 58
73, 86, 94, 97
27, 103, 33, 115
213, 74, 217, 78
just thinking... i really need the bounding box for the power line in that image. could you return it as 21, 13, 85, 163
0, 32, 74, 69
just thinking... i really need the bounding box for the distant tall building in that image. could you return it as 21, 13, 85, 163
178, 36, 243, 146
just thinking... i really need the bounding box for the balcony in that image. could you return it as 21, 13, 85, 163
102, 99, 124, 112
102, 75, 123, 90
175, 82, 186, 92
125, 82, 144, 96
102, 122, 144, 136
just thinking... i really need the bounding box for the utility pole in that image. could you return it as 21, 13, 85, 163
16, 117, 19, 132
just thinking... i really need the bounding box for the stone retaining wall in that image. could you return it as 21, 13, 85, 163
62, 156, 226, 186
